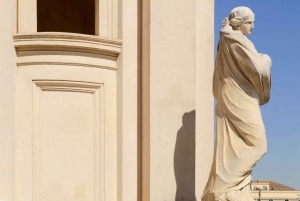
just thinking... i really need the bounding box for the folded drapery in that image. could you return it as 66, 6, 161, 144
203, 30, 271, 201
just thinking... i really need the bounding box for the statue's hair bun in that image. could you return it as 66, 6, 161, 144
222, 17, 230, 27
220, 17, 232, 33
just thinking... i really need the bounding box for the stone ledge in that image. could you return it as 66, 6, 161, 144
14, 32, 122, 57
13, 32, 121, 70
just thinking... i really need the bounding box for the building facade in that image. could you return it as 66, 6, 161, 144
0, 0, 214, 200
251, 181, 300, 201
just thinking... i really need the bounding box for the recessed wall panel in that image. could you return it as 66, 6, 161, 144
15, 65, 115, 201
29, 81, 103, 201
40, 91, 94, 201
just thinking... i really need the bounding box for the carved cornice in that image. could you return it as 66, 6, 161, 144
14, 32, 122, 56
13, 32, 122, 70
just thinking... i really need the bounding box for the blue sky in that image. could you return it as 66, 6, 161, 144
215, 0, 300, 190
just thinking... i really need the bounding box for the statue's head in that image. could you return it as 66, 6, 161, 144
221, 6, 255, 35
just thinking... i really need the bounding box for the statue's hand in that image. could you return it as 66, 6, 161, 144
260, 53, 272, 68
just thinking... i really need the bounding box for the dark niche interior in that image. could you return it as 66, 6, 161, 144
37, 0, 95, 35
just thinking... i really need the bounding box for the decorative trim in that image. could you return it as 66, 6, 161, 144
14, 32, 121, 70
17, 61, 117, 71
32, 80, 105, 201
96, 0, 118, 38
34, 80, 103, 89
14, 32, 122, 56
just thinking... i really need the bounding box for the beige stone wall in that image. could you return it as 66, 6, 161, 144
0, 0, 214, 200
117, 0, 140, 200
0, 0, 17, 200
195, 0, 215, 198
13, 32, 121, 201
142, 0, 214, 200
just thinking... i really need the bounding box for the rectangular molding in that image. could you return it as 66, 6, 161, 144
96, 0, 118, 38
32, 80, 104, 201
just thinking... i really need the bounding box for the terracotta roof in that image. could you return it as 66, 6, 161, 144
251, 180, 295, 191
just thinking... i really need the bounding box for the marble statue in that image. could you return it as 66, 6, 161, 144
203, 6, 272, 201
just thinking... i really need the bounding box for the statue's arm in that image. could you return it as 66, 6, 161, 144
259, 53, 272, 68
228, 39, 271, 104
213, 65, 221, 100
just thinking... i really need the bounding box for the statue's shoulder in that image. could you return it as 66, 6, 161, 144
222, 32, 255, 50
222, 31, 246, 41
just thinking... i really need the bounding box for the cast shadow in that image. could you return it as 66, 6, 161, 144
174, 110, 196, 201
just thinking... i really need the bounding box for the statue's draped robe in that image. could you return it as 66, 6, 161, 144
204, 30, 271, 200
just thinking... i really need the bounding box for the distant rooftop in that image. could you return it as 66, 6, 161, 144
252, 180, 295, 191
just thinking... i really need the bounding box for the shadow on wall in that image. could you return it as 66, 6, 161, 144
174, 110, 196, 201
174, 110, 215, 201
